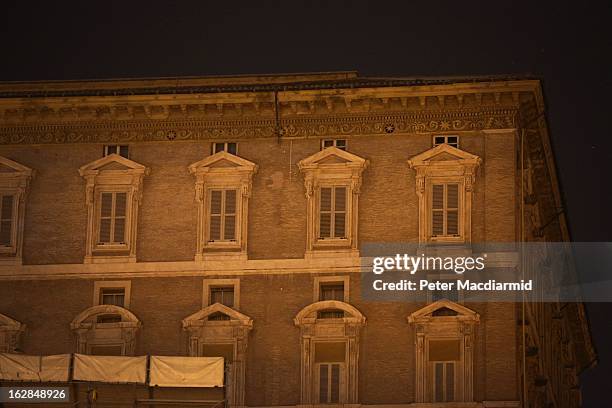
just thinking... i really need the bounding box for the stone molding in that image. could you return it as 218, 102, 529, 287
408, 300, 480, 403
0, 313, 25, 353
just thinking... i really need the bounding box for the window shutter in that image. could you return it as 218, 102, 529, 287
319, 188, 332, 238
319, 364, 329, 403
224, 190, 236, 240
209, 190, 222, 241
113, 192, 127, 243
446, 184, 459, 235
99, 193, 113, 243
334, 187, 346, 238
0, 195, 13, 246
434, 362, 444, 402
330, 363, 340, 403
432, 185, 444, 236
445, 362, 455, 401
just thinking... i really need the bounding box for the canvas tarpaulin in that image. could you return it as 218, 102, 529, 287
0, 353, 70, 381
73, 354, 146, 384
149, 356, 224, 387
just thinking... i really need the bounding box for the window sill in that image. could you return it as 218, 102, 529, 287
94, 244, 130, 252
196, 251, 247, 262
305, 248, 359, 259
84, 255, 137, 264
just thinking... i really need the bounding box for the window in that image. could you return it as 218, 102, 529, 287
210, 286, 235, 308
71, 305, 141, 356
433, 135, 459, 148
213, 142, 237, 155
94, 281, 131, 308
0, 313, 25, 353
189, 153, 257, 261
408, 300, 479, 403
321, 139, 347, 151
208, 189, 237, 242
104, 145, 129, 158
79, 155, 149, 263
431, 183, 459, 237
408, 145, 481, 244
318, 363, 342, 403
183, 301, 253, 408
298, 148, 368, 258
0, 194, 15, 247
318, 187, 347, 239
295, 302, 365, 405
100, 288, 126, 307
434, 361, 456, 402
429, 339, 459, 402
318, 282, 345, 319
428, 274, 462, 303
203, 279, 240, 310
98, 192, 127, 245
0, 157, 34, 264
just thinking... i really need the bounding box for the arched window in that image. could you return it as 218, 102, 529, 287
294, 300, 366, 405
182, 303, 253, 408
408, 300, 479, 403
0, 313, 25, 353
70, 305, 141, 356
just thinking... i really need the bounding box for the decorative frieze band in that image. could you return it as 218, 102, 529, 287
0, 109, 518, 145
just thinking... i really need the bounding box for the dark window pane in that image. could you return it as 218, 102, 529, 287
227, 143, 237, 155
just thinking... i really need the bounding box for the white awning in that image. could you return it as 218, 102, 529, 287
73, 354, 147, 384
149, 356, 224, 387
0, 353, 70, 382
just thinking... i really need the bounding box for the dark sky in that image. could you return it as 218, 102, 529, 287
1, 1, 611, 405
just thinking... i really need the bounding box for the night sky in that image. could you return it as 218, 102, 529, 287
1, 1, 611, 405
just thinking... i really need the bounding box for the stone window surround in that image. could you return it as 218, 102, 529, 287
294, 300, 366, 405
203, 278, 240, 310
182, 303, 253, 408
70, 304, 141, 356
0, 313, 25, 353
407, 144, 481, 245
78, 154, 149, 264
0, 156, 35, 265
298, 147, 369, 259
313, 275, 350, 303
93, 280, 132, 308
189, 151, 257, 262
407, 299, 479, 403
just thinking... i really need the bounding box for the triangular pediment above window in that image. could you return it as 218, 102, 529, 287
182, 303, 253, 329
0, 157, 34, 175
407, 299, 479, 323
78, 154, 148, 176
0, 313, 25, 331
407, 144, 481, 168
188, 151, 257, 175
298, 147, 368, 170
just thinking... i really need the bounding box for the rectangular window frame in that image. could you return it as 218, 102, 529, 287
321, 139, 347, 151
203, 279, 240, 310
206, 188, 239, 247
103, 145, 130, 158
0, 192, 17, 253
426, 273, 464, 304
315, 185, 349, 245
313, 276, 350, 303
212, 142, 238, 155
426, 178, 464, 243
433, 135, 459, 148
94, 188, 132, 251
315, 361, 345, 404
93, 281, 132, 308
426, 337, 461, 403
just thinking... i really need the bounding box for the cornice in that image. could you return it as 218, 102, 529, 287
0, 106, 519, 146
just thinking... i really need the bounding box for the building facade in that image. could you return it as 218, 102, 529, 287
0, 72, 596, 407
